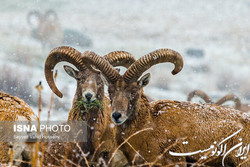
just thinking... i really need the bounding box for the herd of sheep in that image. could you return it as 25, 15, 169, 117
0, 45, 249, 167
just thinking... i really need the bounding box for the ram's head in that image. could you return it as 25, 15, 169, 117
77, 49, 183, 125
44, 46, 136, 116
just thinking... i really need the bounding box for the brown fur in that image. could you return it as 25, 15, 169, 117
42, 68, 116, 166
0, 92, 37, 165
109, 79, 250, 166
0, 92, 37, 121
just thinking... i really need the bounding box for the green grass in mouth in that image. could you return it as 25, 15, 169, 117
76, 97, 104, 114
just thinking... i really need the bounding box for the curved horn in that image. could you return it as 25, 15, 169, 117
82, 51, 120, 83
45, 46, 87, 98
187, 90, 212, 103
123, 49, 183, 82
45, 9, 58, 21
216, 94, 241, 110
103, 51, 136, 68
27, 10, 41, 27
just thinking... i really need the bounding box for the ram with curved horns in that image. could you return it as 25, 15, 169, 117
27, 10, 92, 48
27, 9, 63, 48
43, 46, 135, 166
78, 49, 250, 166
188, 90, 250, 113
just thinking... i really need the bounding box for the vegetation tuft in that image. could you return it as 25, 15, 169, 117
76, 98, 104, 112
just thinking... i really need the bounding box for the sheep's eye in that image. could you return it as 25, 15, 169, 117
108, 87, 115, 94
131, 88, 137, 96
78, 78, 86, 82
78, 75, 86, 80
97, 80, 102, 85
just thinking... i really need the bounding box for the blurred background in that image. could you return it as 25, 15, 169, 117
0, 0, 249, 120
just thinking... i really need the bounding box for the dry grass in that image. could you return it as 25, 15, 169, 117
9, 144, 14, 167
108, 127, 153, 165
0, 125, 223, 167
47, 70, 58, 122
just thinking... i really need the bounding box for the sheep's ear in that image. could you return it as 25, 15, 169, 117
64, 65, 80, 79
101, 74, 109, 86
138, 73, 150, 88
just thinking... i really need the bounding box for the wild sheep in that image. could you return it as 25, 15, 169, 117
0, 92, 37, 166
78, 49, 250, 166
43, 46, 135, 166
188, 90, 250, 113
27, 9, 63, 48
27, 10, 92, 48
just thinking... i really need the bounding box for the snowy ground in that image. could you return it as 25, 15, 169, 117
0, 0, 249, 120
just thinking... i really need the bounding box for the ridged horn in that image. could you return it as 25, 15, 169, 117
187, 90, 212, 103
216, 94, 242, 110
103, 51, 136, 68
45, 46, 87, 98
123, 49, 183, 82
82, 51, 120, 83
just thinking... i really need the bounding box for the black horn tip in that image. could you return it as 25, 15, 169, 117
171, 70, 178, 75
58, 93, 63, 98
171, 66, 183, 75
55, 91, 63, 98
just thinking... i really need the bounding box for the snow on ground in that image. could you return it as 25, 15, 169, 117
0, 0, 249, 120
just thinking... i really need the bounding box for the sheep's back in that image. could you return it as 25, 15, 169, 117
0, 92, 37, 165
150, 100, 249, 165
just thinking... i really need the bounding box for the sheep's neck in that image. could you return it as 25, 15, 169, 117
68, 95, 104, 155
120, 93, 151, 131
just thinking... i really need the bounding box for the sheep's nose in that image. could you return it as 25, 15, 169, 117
112, 112, 121, 121
85, 93, 93, 101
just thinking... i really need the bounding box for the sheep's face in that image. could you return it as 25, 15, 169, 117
64, 65, 104, 103
107, 73, 151, 125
